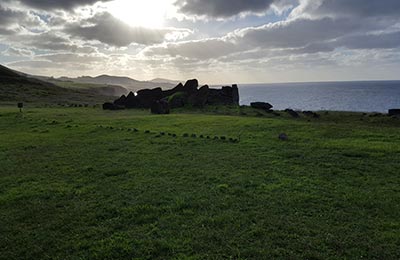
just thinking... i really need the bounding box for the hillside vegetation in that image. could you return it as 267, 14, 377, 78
0, 106, 399, 259
0, 64, 115, 105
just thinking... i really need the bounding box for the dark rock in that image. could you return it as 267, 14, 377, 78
303, 111, 320, 118
110, 79, 240, 110
183, 79, 198, 94
103, 102, 123, 110
189, 85, 209, 107
114, 95, 127, 106
388, 109, 400, 116
207, 85, 238, 106
125, 92, 139, 108
232, 84, 239, 105
166, 92, 187, 108
163, 83, 184, 97
137, 87, 163, 108
285, 109, 299, 118
151, 100, 170, 114
251, 102, 273, 111
279, 133, 288, 141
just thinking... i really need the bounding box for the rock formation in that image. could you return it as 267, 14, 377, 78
388, 109, 400, 116
151, 100, 170, 114
285, 109, 300, 118
104, 79, 239, 110
251, 102, 273, 112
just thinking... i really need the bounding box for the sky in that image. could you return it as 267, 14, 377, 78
0, 0, 400, 84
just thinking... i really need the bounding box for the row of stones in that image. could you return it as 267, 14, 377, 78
96, 125, 240, 143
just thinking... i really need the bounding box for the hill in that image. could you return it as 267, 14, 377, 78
0, 64, 114, 105
58, 75, 178, 93
149, 78, 181, 85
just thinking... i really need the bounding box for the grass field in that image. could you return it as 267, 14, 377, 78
0, 106, 399, 259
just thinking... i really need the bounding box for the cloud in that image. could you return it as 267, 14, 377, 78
37, 52, 107, 63
233, 17, 368, 49
143, 38, 238, 59
290, 0, 400, 20
174, 0, 278, 18
314, 0, 400, 18
144, 15, 396, 61
0, 4, 44, 33
3, 0, 111, 10
65, 12, 191, 46
336, 31, 400, 50
2, 47, 34, 57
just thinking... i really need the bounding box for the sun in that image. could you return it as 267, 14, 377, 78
106, 0, 171, 28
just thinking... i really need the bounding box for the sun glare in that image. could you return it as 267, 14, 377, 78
106, 0, 170, 28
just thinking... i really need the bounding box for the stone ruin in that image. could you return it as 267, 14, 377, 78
103, 79, 239, 113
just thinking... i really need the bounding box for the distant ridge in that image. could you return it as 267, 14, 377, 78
57, 75, 180, 92
149, 78, 181, 85
0, 64, 113, 104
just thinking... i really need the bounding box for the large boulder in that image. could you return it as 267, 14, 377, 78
207, 85, 238, 105
167, 92, 187, 108
285, 109, 300, 118
103, 102, 123, 110
151, 100, 170, 114
114, 94, 127, 106
389, 109, 400, 116
251, 102, 273, 111
189, 85, 209, 107
136, 87, 163, 108
125, 91, 139, 108
163, 83, 184, 97
183, 79, 198, 94
232, 84, 239, 105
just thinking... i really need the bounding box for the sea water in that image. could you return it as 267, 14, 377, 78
238, 81, 400, 113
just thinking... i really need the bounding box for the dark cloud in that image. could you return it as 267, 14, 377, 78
175, 0, 278, 18
4, 0, 111, 10
336, 32, 400, 50
316, 0, 400, 18
0, 4, 43, 30
66, 12, 188, 46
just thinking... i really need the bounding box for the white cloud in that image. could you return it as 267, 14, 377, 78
65, 12, 192, 46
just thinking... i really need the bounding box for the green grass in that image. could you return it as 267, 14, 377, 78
0, 106, 399, 259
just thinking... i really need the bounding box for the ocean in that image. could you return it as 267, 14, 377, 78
238, 81, 400, 113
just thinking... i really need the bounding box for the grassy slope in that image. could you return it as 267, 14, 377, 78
0, 65, 114, 105
40, 79, 128, 97
0, 107, 399, 259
